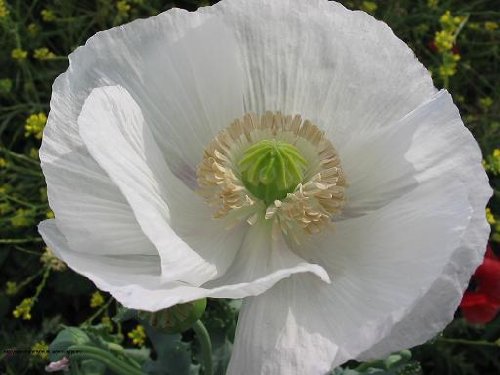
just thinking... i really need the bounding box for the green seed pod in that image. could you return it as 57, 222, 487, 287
138, 299, 207, 334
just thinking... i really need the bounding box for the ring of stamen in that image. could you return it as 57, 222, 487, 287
197, 112, 346, 238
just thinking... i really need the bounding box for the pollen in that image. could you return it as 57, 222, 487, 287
197, 112, 346, 237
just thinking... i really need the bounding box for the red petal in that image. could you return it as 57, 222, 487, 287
460, 292, 500, 324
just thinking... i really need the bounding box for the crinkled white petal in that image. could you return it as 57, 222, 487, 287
78, 85, 229, 285
204, 0, 436, 146
39, 219, 328, 312
44, 12, 244, 185
228, 176, 473, 374
339, 90, 482, 217
41, 147, 158, 257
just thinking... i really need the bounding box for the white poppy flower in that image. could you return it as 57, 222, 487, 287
38, 0, 492, 373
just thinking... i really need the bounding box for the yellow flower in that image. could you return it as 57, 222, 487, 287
0, 158, 7, 168
13, 298, 34, 320
479, 97, 493, 110
11, 208, 33, 227
439, 11, 464, 32
434, 30, 455, 52
25, 112, 47, 139
41, 247, 66, 271
41, 9, 56, 22
483, 148, 500, 175
484, 21, 498, 31
468, 22, 480, 30
0, 203, 10, 215
27, 23, 39, 36
486, 208, 496, 225
0, 0, 9, 18
427, 0, 438, 9
34, 47, 56, 60
360, 1, 377, 14
11, 48, 28, 61
101, 315, 113, 331
90, 291, 105, 308
438, 52, 460, 78
29, 148, 39, 159
6, 281, 18, 296
46, 210, 55, 219
128, 325, 146, 347
0, 78, 12, 94
116, 0, 131, 16
32, 341, 49, 360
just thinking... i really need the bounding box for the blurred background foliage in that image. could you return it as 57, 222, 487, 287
0, 0, 499, 374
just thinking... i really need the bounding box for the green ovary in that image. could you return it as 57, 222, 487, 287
238, 139, 308, 205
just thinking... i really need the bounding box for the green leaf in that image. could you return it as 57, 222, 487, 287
142, 324, 195, 375
49, 327, 91, 361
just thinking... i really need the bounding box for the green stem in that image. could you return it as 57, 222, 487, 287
436, 337, 499, 347
193, 320, 213, 375
0, 238, 43, 244
82, 297, 114, 326
67, 345, 143, 375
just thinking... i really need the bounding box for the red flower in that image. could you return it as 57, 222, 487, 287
460, 244, 500, 324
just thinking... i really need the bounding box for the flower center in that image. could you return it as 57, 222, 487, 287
197, 112, 346, 240
239, 139, 307, 205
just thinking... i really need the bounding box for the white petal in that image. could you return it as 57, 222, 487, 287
339, 90, 476, 217
39, 219, 327, 312
45, 11, 244, 187
42, 150, 157, 257
206, 0, 436, 144
78, 85, 239, 285
357, 124, 492, 358
205, 218, 330, 289
228, 176, 473, 374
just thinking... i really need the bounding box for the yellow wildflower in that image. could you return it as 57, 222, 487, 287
484, 21, 498, 31
32, 341, 49, 360
439, 11, 464, 32
479, 97, 493, 110
41, 9, 56, 22
34, 47, 56, 60
0, 0, 8, 18
0, 203, 10, 215
90, 291, 105, 308
468, 22, 480, 30
0, 157, 7, 168
434, 30, 454, 52
427, 0, 438, 9
46, 210, 55, 219
11, 208, 34, 227
27, 23, 39, 36
116, 0, 131, 16
360, 1, 377, 14
25, 112, 47, 139
438, 52, 460, 78
485, 148, 500, 175
11, 48, 28, 61
41, 247, 66, 271
13, 298, 34, 320
486, 208, 496, 225
0, 78, 12, 94
6, 281, 18, 296
128, 325, 146, 347
29, 147, 39, 159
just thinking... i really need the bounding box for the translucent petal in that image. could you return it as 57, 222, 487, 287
228, 176, 473, 373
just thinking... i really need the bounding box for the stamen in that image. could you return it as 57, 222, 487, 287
196, 112, 346, 237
